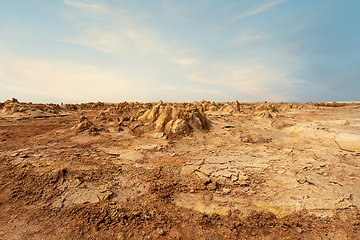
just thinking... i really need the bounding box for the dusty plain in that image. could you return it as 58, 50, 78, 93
0, 99, 360, 239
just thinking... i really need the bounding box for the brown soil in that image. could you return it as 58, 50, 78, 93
1, 100, 360, 239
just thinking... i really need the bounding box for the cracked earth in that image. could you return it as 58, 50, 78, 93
1, 100, 360, 239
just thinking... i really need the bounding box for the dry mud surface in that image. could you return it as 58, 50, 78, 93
1, 99, 360, 239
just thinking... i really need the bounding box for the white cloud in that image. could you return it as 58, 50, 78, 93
188, 62, 296, 102
170, 58, 199, 66
234, 0, 288, 20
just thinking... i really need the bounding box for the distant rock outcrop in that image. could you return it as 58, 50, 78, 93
222, 101, 241, 114
131, 101, 211, 138
254, 102, 278, 118
0, 99, 65, 119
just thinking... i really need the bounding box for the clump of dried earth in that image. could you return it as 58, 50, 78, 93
1, 99, 360, 239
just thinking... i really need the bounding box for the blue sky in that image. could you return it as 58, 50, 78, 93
0, 0, 359, 103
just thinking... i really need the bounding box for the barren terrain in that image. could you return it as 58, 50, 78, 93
1, 99, 360, 239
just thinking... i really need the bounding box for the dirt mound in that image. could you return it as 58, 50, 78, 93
131, 101, 211, 138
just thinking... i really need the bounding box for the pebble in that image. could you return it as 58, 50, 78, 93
297, 177, 307, 184
157, 228, 165, 235
222, 188, 231, 194
206, 181, 217, 190
10, 152, 19, 157
246, 190, 256, 196
195, 171, 211, 184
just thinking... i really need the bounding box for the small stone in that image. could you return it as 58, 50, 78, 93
130, 123, 141, 131
149, 132, 165, 138
79, 115, 87, 122
117, 233, 125, 240
231, 175, 238, 182
97, 190, 113, 201
297, 177, 307, 184
10, 152, 19, 157
246, 190, 256, 195
195, 171, 211, 184
180, 165, 198, 175
206, 181, 217, 190
223, 188, 231, 194
278, 169, 285, 174
216, 176, 228, 185
222, 125, 235, 129
157, 228, 165, 235
235, 174, 250, 186
136, 144, 159, 151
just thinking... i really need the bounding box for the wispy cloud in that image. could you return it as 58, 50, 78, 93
66, 29, 124, 53
188, 62, 296, 102
63, 0, 115, 16
234, 0, 288, 20
156, 85, 222, 95
64, 27, 167, 54
229, 33, 263, 46
170, 57, 200, 66
150, 85, 227, 102
62, 1, 167, 54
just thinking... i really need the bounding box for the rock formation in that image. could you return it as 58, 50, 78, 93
131, 101, 211, 138
72, 116, 101, 134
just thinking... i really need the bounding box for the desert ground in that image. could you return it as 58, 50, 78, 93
0, 98, 360, 239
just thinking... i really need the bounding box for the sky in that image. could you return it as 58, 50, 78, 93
0, 0, 359, 103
